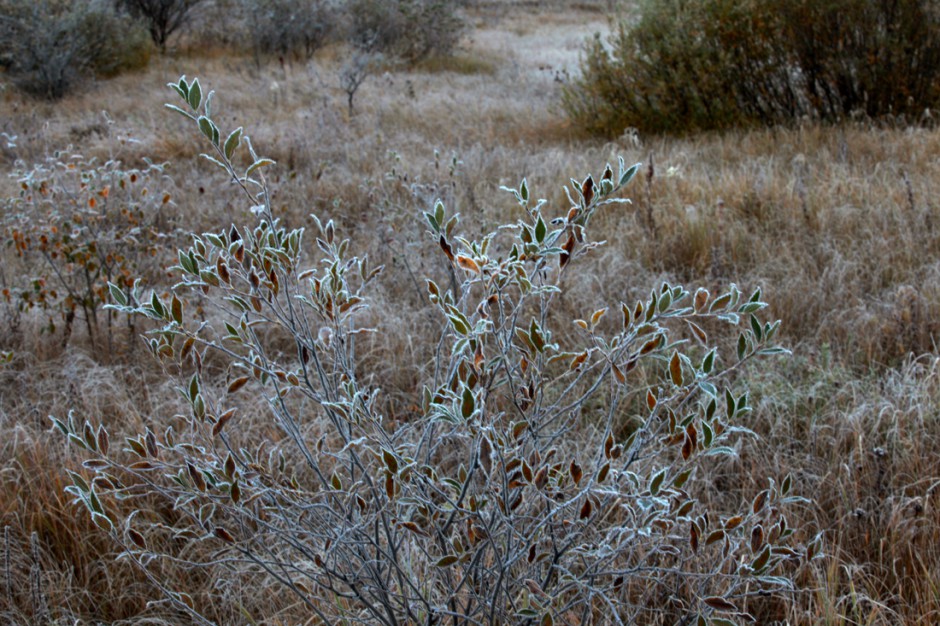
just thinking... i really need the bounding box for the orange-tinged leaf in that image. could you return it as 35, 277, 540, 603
213, 408, 236, 436
400, 521, 428, 536
214, 527, 236, 543
227, 376, 250, 394
570, 351, 588, 371
647, 390, 657, 411
694, 288, 709, 311
579, 498, 592, 519
456, 255, 481, 274
591, 307, 607, 326
706, 529, 726, 545
180, 336, 195, 361
688, 320, 707, 346
670, 351, 683, 386
612, 363, 626, 384
724, 515, 744, 530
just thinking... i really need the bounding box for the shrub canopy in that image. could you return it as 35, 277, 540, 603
565, 0, 940, 135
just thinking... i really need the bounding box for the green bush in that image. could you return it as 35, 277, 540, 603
242, 0, 338, 61
0, 0, 153, 100
348, 0, 464, 62
565, 0, 940, 135
55, 76, 816, 623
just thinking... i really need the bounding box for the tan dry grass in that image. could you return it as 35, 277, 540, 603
1, 2, 940, 623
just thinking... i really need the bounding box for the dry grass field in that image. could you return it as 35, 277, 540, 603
2, 2, 940, 624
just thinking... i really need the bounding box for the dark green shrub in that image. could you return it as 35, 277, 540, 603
0, 0, 153, 100
565, 0, 940, 135
348, 0, 464, 62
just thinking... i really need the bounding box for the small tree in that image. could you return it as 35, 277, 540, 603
119, 0, 203, 51
55, 76, 816, 624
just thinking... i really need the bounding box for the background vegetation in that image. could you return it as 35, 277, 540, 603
0, 0, 938, 624
564, 0, 940, 135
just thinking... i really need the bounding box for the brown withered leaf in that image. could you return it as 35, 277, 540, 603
750, 525, 764, 553
703, 596, 738, 612
479, 436, 493, 477
705, 529, 726, 545
217, 257, 230, 284
438, 235, 455, 261
752, 489, 769, 514
145, 429, 158, 457
187, 462, 206, 491
127, 528, 146, 549
534, 466, 548, 490
579, 498, 593, 520
688, 320, 707, 346
686, 423, 698, 450
612, 363, 626, 384
581, 175, 595, 206
213, 408, 236, 436
569, 460, 583, 485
